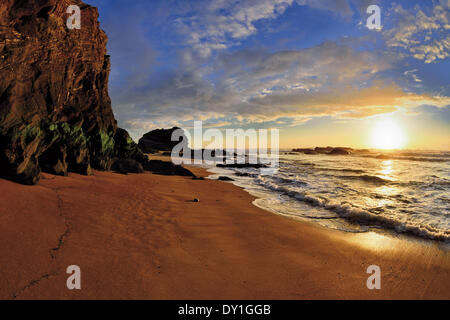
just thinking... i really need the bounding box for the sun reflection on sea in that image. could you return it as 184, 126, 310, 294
380, 160, 394, 176
367, 160, 399, 207
374, 185, 397, 198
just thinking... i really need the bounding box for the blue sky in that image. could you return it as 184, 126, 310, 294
88, 0, 449, 149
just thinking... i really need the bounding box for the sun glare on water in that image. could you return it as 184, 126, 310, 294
370, 117, 406, 150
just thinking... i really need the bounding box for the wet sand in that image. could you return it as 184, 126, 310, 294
0, 166, 449, 299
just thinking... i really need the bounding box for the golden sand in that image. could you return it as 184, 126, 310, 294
0, 166, 448, 299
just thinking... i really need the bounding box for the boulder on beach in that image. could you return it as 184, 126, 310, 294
138, 127, 188, 154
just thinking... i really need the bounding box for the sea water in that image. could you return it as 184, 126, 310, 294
207, 150, 450, 242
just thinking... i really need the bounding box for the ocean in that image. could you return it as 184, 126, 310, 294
206, 150, 450, 242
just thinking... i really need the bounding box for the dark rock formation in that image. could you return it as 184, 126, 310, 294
137, 126, 242, 163
138, 127, 188, 153
328, 147, 352, 155
143, 160, 195, 177
0, 1, 195, 184
218, 176, 234, 181
113, 128, 147, 163
315, 147, 334, 154
292, 147, 353, 156
111, 159, 144, 175
292, 148, 318, 155
0, 0, 125, 184
234, 172, 252, 177
184, 149, 240, 162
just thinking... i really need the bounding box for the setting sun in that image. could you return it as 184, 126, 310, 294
370, 117, 406, 150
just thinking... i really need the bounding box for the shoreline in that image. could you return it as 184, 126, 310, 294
181, 155, 450, 245
240, 183, 450, 249
0, 166, 449, 299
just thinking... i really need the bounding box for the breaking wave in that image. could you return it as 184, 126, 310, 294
209, 150, 450, 242
254, 176, 450, 241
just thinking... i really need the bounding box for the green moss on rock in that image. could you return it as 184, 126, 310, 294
99, 131, 115, 157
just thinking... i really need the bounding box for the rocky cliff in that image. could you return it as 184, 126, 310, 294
0, 0, 147, 184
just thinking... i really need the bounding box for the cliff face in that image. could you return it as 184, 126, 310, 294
0, 0, 140, 184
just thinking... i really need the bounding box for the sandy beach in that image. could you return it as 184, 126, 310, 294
1, 0, 449, 304
0, 163, 448, 300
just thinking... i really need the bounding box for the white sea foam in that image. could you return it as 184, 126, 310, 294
208, 150, 450, 242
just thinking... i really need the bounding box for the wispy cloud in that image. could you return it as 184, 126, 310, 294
174, 0, 295, 58
383, 1, 450, 63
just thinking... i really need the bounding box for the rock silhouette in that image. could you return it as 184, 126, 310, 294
292, 147, 354, 156
138, 127, 188, 153
328, 147, 352, 155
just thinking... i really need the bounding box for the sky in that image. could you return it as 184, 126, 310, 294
88, 0, 450, 150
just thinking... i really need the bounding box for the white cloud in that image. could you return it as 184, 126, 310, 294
384, 2, 450, 63
174, 0, 294, 58
404, 69, 422, 83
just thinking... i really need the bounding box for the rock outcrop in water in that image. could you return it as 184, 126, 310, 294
292, 147, 353, 155
0, 0, 194, 184
328, 147, 352, 155
292, 148, 318, 155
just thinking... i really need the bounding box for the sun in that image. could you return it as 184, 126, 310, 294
370, 117, 406, 150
